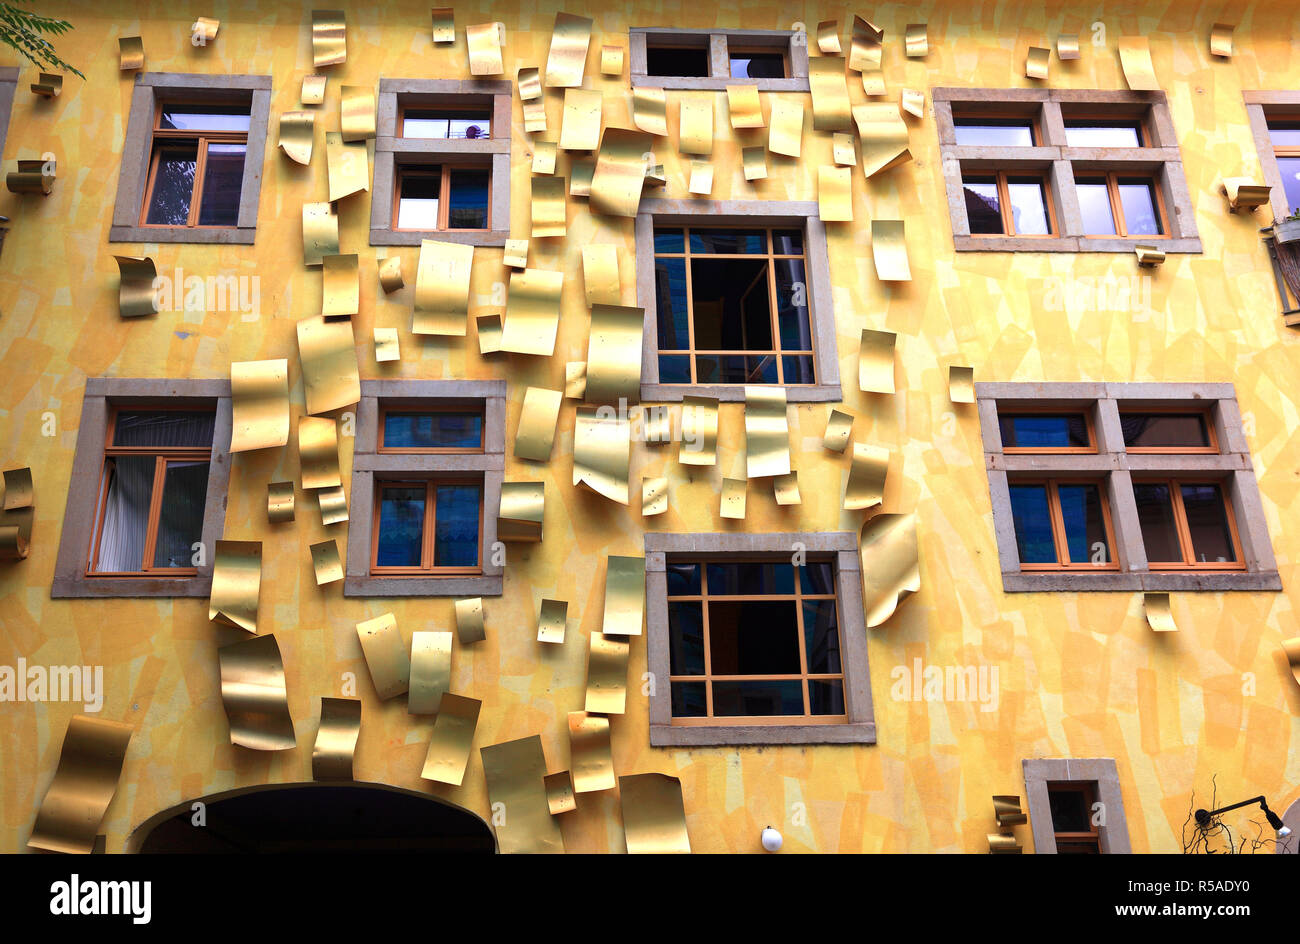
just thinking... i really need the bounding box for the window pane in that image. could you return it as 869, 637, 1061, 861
998, 414, 1089, 449
1057, 484, 1110, 566
711, 680, 804, 716
382, 411, 482, 449
668, 602, 706, 675
1117, 179, 1162, 236
772, 229, 804, 254
1077, 181, 1118, 235
658, 354, 691, 383
1180, 484, 1236, 563
799, 561, 835, 595
1063, 123, 1142, 147
671, 681, 708, 717
654, 256, 690, 348
197, 143, 246, 227
729, 52, 785, 79
396, 172, 441, 230
690, 258, 773, 350
151, 460, 210, 568
1008, 484, 1056, 564
1277, 157, 1300, 217
706, 561, 795, 595
774, 258, 811, 350
1268, 124, 1300, 147
666, 562, 701, 595
1006, 179, 1050, 235
91, 456, 155, 572
159, 104, 250, 132
781, 355, 815, 384
145, 146, 197, 225
1048, 785, 1092, 833
1133, 483, 1182, 563
646, 45, 710, 77
808, 679, 845, 715
113, 411, 215, 448
689, 229, 766, 254
708, 600, 801, 675
447, 168, 490, 229
963, 178, 1003, 234
953, 122, 1034, 146
1120, 412, 1210, 449
376, 486, 426, 567
695, 354, 778, 384
433, 484, 480, 567
802, 600, 841, 674
402, 110, 490, 139
653, 227, 684, 253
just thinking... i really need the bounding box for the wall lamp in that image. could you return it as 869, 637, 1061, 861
1194, 795, 1291, 838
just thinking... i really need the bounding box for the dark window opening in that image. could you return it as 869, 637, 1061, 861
646, 44, 711, 77
730, 51, 785, 79
1047, 781, 1101, 854
999, 413, 1091, 450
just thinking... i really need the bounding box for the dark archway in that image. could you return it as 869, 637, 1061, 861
128, 781, 496, 853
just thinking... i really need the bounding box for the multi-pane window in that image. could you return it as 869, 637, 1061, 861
1047, 781, 1101, 854
400, 106, 491, 140
142, 101, 249, 228
728, 47, 786, 79
394, 165, 490, 231
1266, 119, 1300, 215
1062, 117, 1146, 148
646, 41, 711, 77
631, 28, 805, 90
962, 173, 1053, 236
1131, 480, 1241, 569
1076, 173, 1165, 237
953, 116, 1037, 147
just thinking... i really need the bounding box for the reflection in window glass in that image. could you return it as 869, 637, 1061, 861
1132, 483, 1182, 563
1117, 179, 1162, 236
1057, 484, 1110, 566
382, 411, 482, 449
401, 110, 491, 139
1009, 484, 1056, 564
152, 461, 210, 568
376, 486, 426, 567
196, 144, 246, 227
1277, 156, 1300, 216
1063, 123, 1142, 147
963, 177, 1002, 234
159, 104, 251, 132
953, 121, 1034, 146
1006, 178, 1050, 235
433, 484, 481, 567
729, 52, 785, 79
447, 169, 489, 229
396, 172, 441, 230
1120, 413, 1210, 449
145, 147, 198, 225
1077, 181, 1117, 235
999, 414, 1090, 449
1180, 484, 1236, 563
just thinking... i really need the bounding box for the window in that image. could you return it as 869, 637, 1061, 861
400, 106, 491, 139
999, 412, 1094, 452
631, 28, 809, 91
1046, 782, 1101, 854
728, 48, 786, 79
1132, 480, 1242, 569
647, 42, 710, 77
962, 172, 1053, 236
1268, 120, 1300, 214
1063, 117, 1146, 148
1076, 173, 1165, 237
1243, 95, 1300, 315
1120, 410, 1213, 452
953, 116, 1037, 147
1023, 758, 1131, 854
1008, 480, 1116, 571
380, 408, 484, 452
372, 480, 482, 573
393, 165, 490, 231
142, 102, 249, 229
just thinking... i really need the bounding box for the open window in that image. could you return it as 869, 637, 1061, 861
631, 28, 808, 91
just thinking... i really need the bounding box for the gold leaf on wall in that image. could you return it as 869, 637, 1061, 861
27, 715, 132, 854
218, 634, 296, 750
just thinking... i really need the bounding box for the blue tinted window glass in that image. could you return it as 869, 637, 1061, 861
999, 414, 1089, 449
668, 602, 706, 675
1009, 484, 1057, 564
1057, 484, 1109, 565
653, 227, 684, 252
376, 486, 425, 566
654, 257, 690, 348
658, 354, 691, 383
447, 169, 490, 229
433, 484, 480, 567
383, 412, 482, 449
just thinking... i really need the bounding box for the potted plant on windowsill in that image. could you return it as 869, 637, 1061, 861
1275, 209, 1300, 243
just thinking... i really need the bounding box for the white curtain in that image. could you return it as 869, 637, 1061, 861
93, 457, 155, 572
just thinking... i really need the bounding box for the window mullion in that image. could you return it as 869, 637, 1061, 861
424, 480, 437, 571
140, 455, 168, 571
188, 137, 208, 228
682, 227, 697, 383
1169, 480, 1197, 564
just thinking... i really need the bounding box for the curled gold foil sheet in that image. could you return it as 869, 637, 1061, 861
0, 525, 28, 561
515, 386, 563, 461
301, 74, 326, 105
568, 711, 616, 793
545, 12, 592, 88
569, 156, 595, 197
818, 165, 853, 221
325, 131, 368, 201
531, 175, 568, 237
113, 255, 158, 318
905, 23, 928, 57
501, 268, 564, 355
823, 408, 854, 453
340, 85, 376, 142
560, 87, 602, 150
744, 385, 791, 478
317, 484, 349, 525
854, 102, 912, 177
7, 159, 53, 195
816, 21, 841, 54
1053, 34, 1081, 62
377, 255, 403, 294
518, 66, 542, 101
1118, 37, 1159, 90
643, 162, 666, 189
642, 475, 668, 516
1144, 592, 1178, 632
408, 630, 453, 714
431, 8, 454, 44
267, 481, 295, 523
859, 328, 896, 394
27, 715, 132, 854
1135, 245, 1166, 267
481, 736, 565, 853
298, 415, 341, 489
679, 395, 718, 465
455, 597, 486, 644
720, 477, 747, 519
31, 73, 61, 97
532, 139, 557, 175
497, 481, 545, 542
582, 244, 621, 304
217, 634, 296, 751
466, 22, 504, 75
586, 303, 644, 404
768, 96, 804, 158
949, 365, 975, 404
312, 9, 347, 68
193, 16, 219, 41
602, 555, 645, 637
278, 110, 315, 164
688, 160, 714, 195
642, 404, 672, 445
574, 406, 631, 504
901, 88, 925, 119
321, 252, 360, 319
545, 771, 577, 814
632, 87, 668, 136
296, 315, 360, 414
994, 795, 1027, 827
1282, 637, 1300, 690
809, 56, 852, 132
209, 540, 262, 633
872, 220, 911, 281
2, 467, 32, 511
230, 358, 290, 452
832, 132, 856, 166
565, 361, 587, 399
742, 145, 768, 181
415, 239, 474, 336
591, 127, 651, 218
774, 470, 801, 505
859, 512, 920, 627
356, 613, 410, 700
504, 238, 529, 270
421, 693, 481, 786
619, 773, 690, 854
585, 631, 630, 714
860, 69, 886, 97
1025, 46, 1050, 81
310, 539, 344, 586
312, 697, 360, 780
726, 84, 764, 130
523, 98, 548, 134
119, 36, 144, 71
678, 94, 714, 155
844, 442, 889, 511
1210, 23, 1234, 58
1222, 177, 1271, 212
537, 598, 568, 644
477, 313, 503, 353
302, 201, 339, 267
849, 15, 884, 72
988, 833, 1022, 853
600, 45, 624, 76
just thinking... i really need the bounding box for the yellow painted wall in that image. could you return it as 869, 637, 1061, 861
1, 1, 1299, 853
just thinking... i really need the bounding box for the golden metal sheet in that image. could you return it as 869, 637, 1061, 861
209, 540, 261, 633
582, 244, 621, 304
278, 111, 314, 164
774, 470, 801, 505
515, 386, 563, 461
859, 512, 920, 627
816, 21, 840, 55
377, 255, 403, 294
824, 408, 854, 453
742, 145, 768, 180
312, 697, 360, 780
302, 201, 339, 267
1210, 23, 1234, 58
818, 165, 853, 221
497, 481, 545, 541
537, 598, 568, 644
994, 795, 1027, 827
310, 539, 343, 586
859, 328, 896, 394
726, 84, 764, 129
1282, 637, 1300, 690
809, 56, 852, 132
531, 176, 568, 237
849, 15, 883, 72
602, 555, 645, 636
31, 73, 61, 97
560, 87, 602, 151
632, 87, 668, 136
1025, 46, 1050, 81
193, 16, 219, 42
321, 252, 359, 319
585, 631, 629, 714
518, 66, 543, 102
532, 139, 557, 175
568, 711, 615, 793
477, 313, 503, 353
1118, 37, 1159, 90
565, 361, 587, 399
854, 102, 912, 177
1144, 592, 1178, 632
1135, 244, 1166, 267
2, 467, 32, 511
298, 415, 341, 490
467, 22, 504, 75
768, 96, 803, 158
312, 9, 347, 68
545, 12, 592, 88
27, 715, 132, 855
619, 773, 690, 854
569, 156, 595, 196
414, 239, 474, 336
431, 8, 454, 44
832, 132, 856, 166
301, 74, 326, 105
119, 36, 144, 71
644, 164, 666, 189
590, 127, 651, 218
679, 395, 718, 465
113, 255, 157, 318
501, 268, 564, 355
325, 131, 368, 201
901, 88, 925, 119
642, 404, 672, 445
217, 633, 295, 750
296, 315, 359, 415
860, 69, 886, 97
688, 160, 714, 195
317, 484, 348, 525
574, 406, 631, 504
720, 477, 747, 519
872, 219, 911, 281
745, 385, 791, 478
523, 99, 548, 134
229, 358, 290, 453
642, 475, 668, 516
1223, 177, 1271, 212
0, 524, 29, 561
1057, 34, 1080, 61
601, 45, 624, 76
421, 693, 481, 786
504, 238, 529, 269
905, 23, 928, 57
267, 481, 295, 523
988, 833, 1022, 853
949, 365, 975, 403
678, 94, 713, 155
340, 85, 375, 142
355, 613, 410, 700
455, 597, 486, 644
844, 442, 889, 511
545, 771, 577, 814
586, 303, 644, 404
409, 630, 453, 714
6, 158, 53, 195
481, 735, 565, 853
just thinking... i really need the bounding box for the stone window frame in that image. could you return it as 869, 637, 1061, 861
1023, 758, 1132, 854
0, 67, 16, 257
934, 88, 1201, 253
51, 379, 233, 599
344, 380, 506, 597
643, 531, 875, 747
978, 381, 1280, 593
629, 28, 810, 92
110, 73, 271, 245
370, 79, 512, 247
1244, 91, 1300, 223
634, 198, 842, 402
